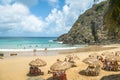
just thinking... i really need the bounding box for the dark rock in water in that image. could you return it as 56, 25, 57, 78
57, 1, 120, 44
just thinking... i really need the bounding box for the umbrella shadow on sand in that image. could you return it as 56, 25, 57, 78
100, 74, 120, 80
27, 77, 45, 80
79, 70, 86, 76
78, 70, 98, 76
46, 77, 53, 80
101, 68, 120, 72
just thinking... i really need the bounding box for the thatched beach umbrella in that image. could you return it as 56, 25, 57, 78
66, 54, 80, 61
50, 61, 72, 71
82, 58, 100, 66
35, 58, 47, 67
89, 53, 101, 58
106, 56, 120, 62
29, 60, 38, 67
115, 51, 120, 56
101, 52, 114, 56
29, 58, 47, 67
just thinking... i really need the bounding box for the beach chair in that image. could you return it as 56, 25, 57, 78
110, 61, 118, 71
53, 72, 59, 80
102, 60, 110, 71
97, 56, 104, 62
107, 61, 112, 71
114, 61, 118, 71
52, 71, 67, 80
36, 68, 44, 75
29, 67, 34, 75
59, 71, 67, 80
85, 65, 100, 76
84, 67, 89, 75
59, 73, 67, 80
94, 66, 100, 76
29, 67, 44, 76
103, 60, 118, 71
48, 70, 52, 74
85, 66, 94, 76
115, 51, 120, 56
102, 60, 107, 69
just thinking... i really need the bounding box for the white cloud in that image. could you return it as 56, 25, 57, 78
0, 3, 45, 35
0, 0, 105, 36
44, 0, 105, 36
63, 5, 69, 15
44, 0, 95, 36
20, 15, 44, 32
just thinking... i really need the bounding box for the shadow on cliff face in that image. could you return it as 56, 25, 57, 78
100, 74, 120, 80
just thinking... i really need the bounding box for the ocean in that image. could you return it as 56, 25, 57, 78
0, 37, 86, 50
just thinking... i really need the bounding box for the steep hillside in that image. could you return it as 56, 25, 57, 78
104, 0, 120, 39
58, 1, 108, 44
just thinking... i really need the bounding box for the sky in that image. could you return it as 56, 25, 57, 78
0, 0, 104, 37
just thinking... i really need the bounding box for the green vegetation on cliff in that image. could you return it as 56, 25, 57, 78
104, 0, 120, 39
58, 0, 120, 44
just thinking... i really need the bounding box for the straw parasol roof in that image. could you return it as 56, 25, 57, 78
29, 60, 36, 67
82, 57, 100, 66
89, 53, 101, 58
50, 61, 72, 71
101, 52, 114, 56
29, 58, 47, 67
115, 51, 120, 56
66, 54, 80, 60
105, 56, 120, 62
35, 58, 47, 66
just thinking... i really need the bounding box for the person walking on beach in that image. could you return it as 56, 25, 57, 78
44, 48, 47, 54
45, 48, 47, 51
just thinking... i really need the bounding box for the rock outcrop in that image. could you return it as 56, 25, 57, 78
58, 1, 108, 44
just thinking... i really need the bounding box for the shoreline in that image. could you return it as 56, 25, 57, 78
0, 43, 118, 52
0, 44, 118, 53
0, 44, 119, 58
0, 46, 87, 52
0, 47, 77, 52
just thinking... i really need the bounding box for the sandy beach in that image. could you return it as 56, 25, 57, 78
0, 44, 120, 80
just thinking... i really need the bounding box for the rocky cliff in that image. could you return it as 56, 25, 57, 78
104, 0, 120, 39
58, 1, 108, 44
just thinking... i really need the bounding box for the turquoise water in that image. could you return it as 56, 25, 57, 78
0, 37, 84, 49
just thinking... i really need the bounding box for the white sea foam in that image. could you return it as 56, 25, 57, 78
57, 41, 63, 44
0, 47, 79, 52
49, 40, 53, 42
